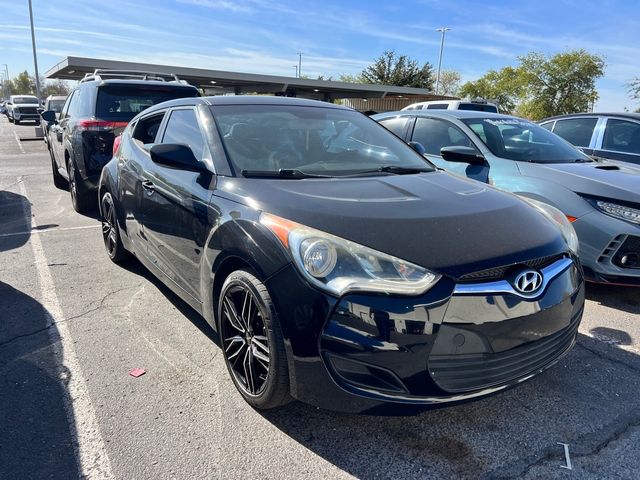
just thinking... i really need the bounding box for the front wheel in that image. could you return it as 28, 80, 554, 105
100, 191, 130, 264
50, 150, 68, 190
218, 269, 291, 410
14, 119, 20, 125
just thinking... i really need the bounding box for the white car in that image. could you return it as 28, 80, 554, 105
402, 99, 498, 113
6, 95, 41, 125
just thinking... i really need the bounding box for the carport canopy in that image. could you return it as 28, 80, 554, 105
45, 56, 456, 101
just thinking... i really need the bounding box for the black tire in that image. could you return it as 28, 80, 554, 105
218, 269, 291, 410
14, 119, 20, 125
50, 149, 68, 190
100, 191, 130, 264
67, 159, 95, 213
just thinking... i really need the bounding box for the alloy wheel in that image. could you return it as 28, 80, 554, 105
220, 285, 271, 396
101, 195, 118, 257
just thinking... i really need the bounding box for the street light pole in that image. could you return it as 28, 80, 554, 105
28, 0, 42, 100
297, 52, 302, 78
293, 65, 298, 78
2, 64, 9, 100
435, 27, 450, 95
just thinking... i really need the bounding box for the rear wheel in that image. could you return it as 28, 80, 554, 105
218, 269, 290, 410
50, 149, 68, 190
100, 191, 129, 264
14, 119, 20, 125
68, 159, 95, 213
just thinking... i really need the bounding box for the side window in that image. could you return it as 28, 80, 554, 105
552, 118, 597, 147
539, 121, 554, 131
60, 90, 76, 119
412, 117, 477, 156
602, 119, 640, 154
161, 108, 206, 160
378, 117, 409, 138
132, 113, 165, 149
76, 87, 93, 117
67, 89, 83, 118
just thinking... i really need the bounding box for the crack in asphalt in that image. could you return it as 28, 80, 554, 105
0, 285, 135, 349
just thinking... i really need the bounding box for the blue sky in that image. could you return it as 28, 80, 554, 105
1, 0, 639, 110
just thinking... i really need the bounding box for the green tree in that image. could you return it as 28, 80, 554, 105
8, 71, 36, 95
41, 79, 71, 97
360, 50, 434, 89
338, 73, 362, 83
458, 50, 605, 119
438, 70, 461, 96
516, 50, 604, 119
458, 66, 525, 114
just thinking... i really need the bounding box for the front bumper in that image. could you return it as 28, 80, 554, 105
13, 111, 41, 121
573, 211, 640, 285
267, 256, 584, 413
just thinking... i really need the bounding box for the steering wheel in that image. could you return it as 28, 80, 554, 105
268, 146, 303, 170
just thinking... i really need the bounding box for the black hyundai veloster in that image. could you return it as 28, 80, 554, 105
99, 96, 584, 413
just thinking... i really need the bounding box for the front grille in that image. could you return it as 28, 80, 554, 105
16, 107, 38, 114
458, 253, 563, 282
428, 308, 581, 393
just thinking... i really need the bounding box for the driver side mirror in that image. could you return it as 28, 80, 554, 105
150, 144, 208, 173
440, 146, 486, 165
41, 110, 57, 123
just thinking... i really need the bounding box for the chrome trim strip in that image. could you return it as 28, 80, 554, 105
452, 257, 573, 299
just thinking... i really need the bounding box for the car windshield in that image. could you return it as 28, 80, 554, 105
13, 96, 38, 104
48, 99, 66, 113
96, 85, 199, 120
211, 105, 434, 176
462, 117, 592, 163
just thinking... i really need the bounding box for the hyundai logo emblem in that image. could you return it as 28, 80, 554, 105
513, 269, 543, 294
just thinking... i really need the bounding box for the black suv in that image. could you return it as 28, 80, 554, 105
42, 70, 200, 212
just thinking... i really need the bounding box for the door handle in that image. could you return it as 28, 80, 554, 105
142, 180, 155, 195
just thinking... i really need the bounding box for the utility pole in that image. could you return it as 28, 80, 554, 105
297, 52, 302, 78
2, 64, 9, 99
28, 0, 42, 100
293, 65, 298, 78
435, 27, 450, 95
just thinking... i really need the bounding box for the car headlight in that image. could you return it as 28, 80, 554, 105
593, 200, 640, 225
260, 213, 441, 296
522, 198, 579, 255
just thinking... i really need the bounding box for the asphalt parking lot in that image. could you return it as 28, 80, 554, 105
1, 115, 639, 479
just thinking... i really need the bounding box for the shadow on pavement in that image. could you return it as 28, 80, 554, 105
585, 282, 640, 314
0, 285, 81, 478
0, 191, 31, 252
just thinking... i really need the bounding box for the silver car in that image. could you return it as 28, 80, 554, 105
374, 110, 640, 286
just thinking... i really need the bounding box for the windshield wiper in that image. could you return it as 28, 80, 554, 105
241, 169, 332, 179
344, 165, 433, 176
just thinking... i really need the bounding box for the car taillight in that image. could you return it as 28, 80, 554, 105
113, 134, 123, 155
77, 119, 129, 132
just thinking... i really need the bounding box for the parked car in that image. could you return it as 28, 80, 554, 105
99, 96, 584, 413
402, 99, 498, 113
40, 94, 67, 142
5, 94, 41, 124
540, 113, 640, 166
41, 69, 200, 212
0, 101, 6, 115
374, 110, 640, 286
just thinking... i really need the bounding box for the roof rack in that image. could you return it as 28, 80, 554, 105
80, 69, 182, 83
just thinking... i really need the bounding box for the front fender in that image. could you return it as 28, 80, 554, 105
200, 204, 291, 328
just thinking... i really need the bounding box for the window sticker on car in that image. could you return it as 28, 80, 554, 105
485, 119, 523, 126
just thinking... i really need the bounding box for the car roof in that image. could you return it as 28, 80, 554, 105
374, 109, 516, 121
541, 112, 640, 122
139, 95, 351, 115
46, 95, 67, 100
80, 79, 200, 89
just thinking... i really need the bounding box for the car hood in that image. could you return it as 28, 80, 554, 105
519, 160, 640, 204
216, 171, 566, 278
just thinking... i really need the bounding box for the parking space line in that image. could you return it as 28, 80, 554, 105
13, 131, 25, 153
0, 224, 101, 238
17, 178, 115, 480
